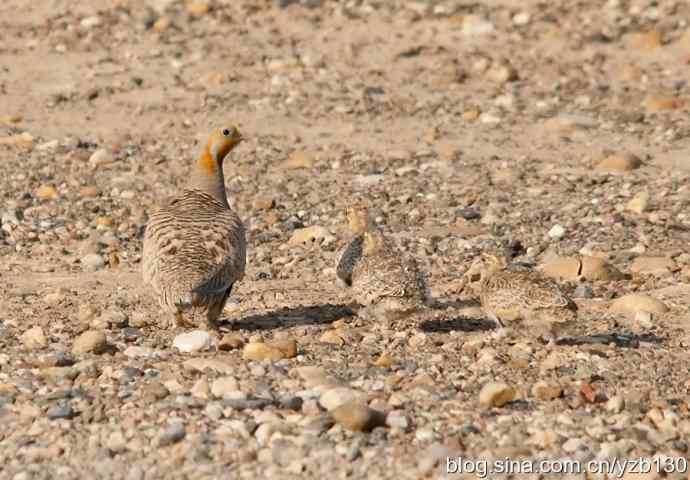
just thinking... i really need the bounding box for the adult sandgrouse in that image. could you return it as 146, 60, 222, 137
335, 205, 428, 322
142, 126, 246, 330
464, 253, 577, 343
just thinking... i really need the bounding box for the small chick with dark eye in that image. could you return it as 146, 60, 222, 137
335, 204, 429, 323
462, 253, 577, 344
142, 126, 246, 330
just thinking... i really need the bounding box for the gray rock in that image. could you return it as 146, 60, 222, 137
80, 253, 105, 271
159, 423, 186, 446
573, 284, 594, 298
279, 395, 303, 411
223, 397, 275, 410
47, 402, 75, 420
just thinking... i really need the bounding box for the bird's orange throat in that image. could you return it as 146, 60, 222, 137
198, 143, 216, 176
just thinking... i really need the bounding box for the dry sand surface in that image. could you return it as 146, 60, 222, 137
2, 0, 690, 478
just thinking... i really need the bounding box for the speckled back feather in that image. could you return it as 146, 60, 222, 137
479, 267, 577, 323
345, 234, 427, 307
143, 189, 246, 310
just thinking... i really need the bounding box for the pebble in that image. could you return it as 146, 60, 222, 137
540, 255, 620, 281
630, 256, 675, 277
172, 330, 212, 353
385, 410, 409, 430
211, 377, 239, 398
562, 437, 587, 453
320, 387, 366, 411
295, 365, 331, 387
0, 132, 32, 145
78, 186, 100, 198
80, 16, 102, 29
641, 95, 685, 112
606, 395, 625, 413
21, 326, 48, 350
456, 207, 481, 220
242, 340, 297, 361
72, 330, 107, 355
633, 310, 654, 329
186, 1, 210, 16
252, 195, 275, 210
183, 358, 235, 375
142, 382, 169, 401
595, 152, 642, 173
88, 148, 114, 168
415, 429, 436, 442
158, 423, 186, 447
460, 15, 495, 35
191, 378, 211, 399
485, 64, 517, 84
531, 381, 563, 400
609, 294, 668, 317
331, 400, 385, 432
35, 185, 58, 199
372, 354, 395, 368
627, 30, 662, 50
47, 403, 75, 420
436, 143, 460, 161
36, 139, 59, 151
80, 253, 105, 272
478, 383, 515, 408
547, 224, 566, 239
512, 12, 530, 25
153, 16, 171, 32
288, 226, 334, 246
626, 192, 649, 214
319, 330, 345, 345
123, 346, 154, 358
218, 334, 244, 351
283, 150, 314, 169
279, 395, 303, 411
573, 285, 594, 299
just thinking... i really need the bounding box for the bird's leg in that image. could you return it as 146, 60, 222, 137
487, 311, 505, 328
205, 309, 220, 331
206, 286, 232, 331
173, 310, 186, 329
356, 305, 375, 324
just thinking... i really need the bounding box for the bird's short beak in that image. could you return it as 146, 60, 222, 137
233, 124, 244, 143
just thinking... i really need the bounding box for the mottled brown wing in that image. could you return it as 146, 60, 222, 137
335, 235, 364, 287
142, 191, 245, 307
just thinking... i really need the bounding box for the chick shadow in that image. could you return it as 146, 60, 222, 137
557, 332, 664, 348
419, 316, 496, 333
420, 298, 496, 333
220, 303, 356, 332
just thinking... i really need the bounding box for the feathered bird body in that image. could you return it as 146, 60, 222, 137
142, 126, 246, 329
473, 254, 577, 339
335, 206, 428, 321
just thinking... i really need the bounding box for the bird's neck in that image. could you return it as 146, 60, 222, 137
187, 143, 229, 206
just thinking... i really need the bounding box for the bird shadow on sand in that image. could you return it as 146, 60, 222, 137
219, 303, 356, 332
419, 316, 496, 333
557, 332, 664, 348
420, 298, 496, 333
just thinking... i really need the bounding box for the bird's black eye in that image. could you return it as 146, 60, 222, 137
222, 128, 231, 136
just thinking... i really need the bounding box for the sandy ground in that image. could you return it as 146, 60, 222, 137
2, 0, 690, 479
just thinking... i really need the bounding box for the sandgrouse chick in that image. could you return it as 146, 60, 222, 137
464, 253, 577, 343
142, 126, 246, 330
335, 205, 428, 322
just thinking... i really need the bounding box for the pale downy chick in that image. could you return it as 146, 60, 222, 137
142, 126, 246, 330
468, 253, 577, 343
335, 205, 428, 322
